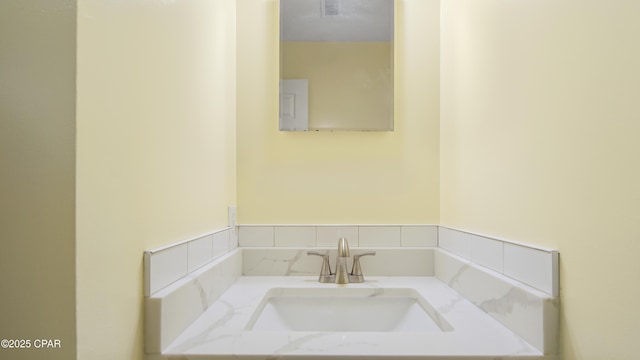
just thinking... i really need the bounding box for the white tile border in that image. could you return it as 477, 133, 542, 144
274, 226, 316, 247
146, 243, 188, 296
213, 230, 231, 259
238, 224, 439, 248
144, 227, 233, 296
187, 234, 214, 273
237, 224, 559, 297
503, 242, 558, 296
470, 234, 503, 273
238, 226, 274, 247
438, 226, 559, 297
439, 225, 558, 253
316, 226, 359, 247
401, 226, 438, 247
438, 227, 472, 258
145, 224, 558, 297
359, 226, 401, 246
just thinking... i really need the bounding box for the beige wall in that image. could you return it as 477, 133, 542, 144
76, 0, 236, 358
237, 0, 440, 224
0, 1, 77, 359
440, 0, 640, 359
282, 42, 392, 130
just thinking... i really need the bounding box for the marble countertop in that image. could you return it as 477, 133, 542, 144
153, 276, 548, 360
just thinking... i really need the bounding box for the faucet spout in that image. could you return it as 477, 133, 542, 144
335, 237, 351, 284
337, 237, 350, 257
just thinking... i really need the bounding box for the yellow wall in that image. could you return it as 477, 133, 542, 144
282, 42, 392, 130
76, 0, 236, 358
10, 1, 636, 358
0, 1, 77, 359
237, 0, 440, 224
440, 0, 640, 358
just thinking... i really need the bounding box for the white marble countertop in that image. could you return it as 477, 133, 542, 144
153, 276, 548, 360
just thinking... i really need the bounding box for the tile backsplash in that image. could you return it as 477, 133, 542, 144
438, 226, 559, 296
359, 226, 401, 246
144, 224, 558, 298
316, 226, 359, 247
144, 227, 236, 296
239, 224, 438, 248
401, 225, 438, 247
274, 226, 316, 247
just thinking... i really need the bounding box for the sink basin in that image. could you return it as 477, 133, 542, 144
247, 287, 452, 332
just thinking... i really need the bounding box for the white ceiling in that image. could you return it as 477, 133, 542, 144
280, 0, 394, 42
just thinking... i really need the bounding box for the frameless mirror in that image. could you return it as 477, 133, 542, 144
279, 0, 394, 131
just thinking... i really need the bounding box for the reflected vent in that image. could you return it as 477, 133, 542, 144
321, 0, 341, 16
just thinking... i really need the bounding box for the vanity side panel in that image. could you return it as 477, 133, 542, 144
144, 298, 162, 354
145, 249, 242, 354
544, 296, 560, 356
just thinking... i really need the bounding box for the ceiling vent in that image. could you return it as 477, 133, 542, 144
321, 0, 341, 17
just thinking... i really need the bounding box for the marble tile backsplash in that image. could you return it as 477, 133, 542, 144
242, 248, 435, 277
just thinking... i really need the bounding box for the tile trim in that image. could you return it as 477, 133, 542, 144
437, 226, 559, 297
144, 226, 234, 296
238, 224, 439, 248
438, 225, 557, 253
237, 224, 559, 297
145, 224, 558, 297
145, 227, 233, 254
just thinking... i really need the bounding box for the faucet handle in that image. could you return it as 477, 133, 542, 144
307, 251, 335, 283
350, 251, 376, 283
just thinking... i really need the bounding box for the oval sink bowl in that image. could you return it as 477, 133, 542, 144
247, 287, 452, 332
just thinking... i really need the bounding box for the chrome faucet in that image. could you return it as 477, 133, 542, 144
307, 237, 376, 284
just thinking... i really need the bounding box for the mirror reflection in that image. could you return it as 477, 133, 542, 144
279, 0, 394, 131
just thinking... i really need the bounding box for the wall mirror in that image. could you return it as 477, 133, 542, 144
279, 0, 394, 131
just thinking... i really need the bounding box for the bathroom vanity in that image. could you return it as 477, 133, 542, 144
144, 229, 558, 360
